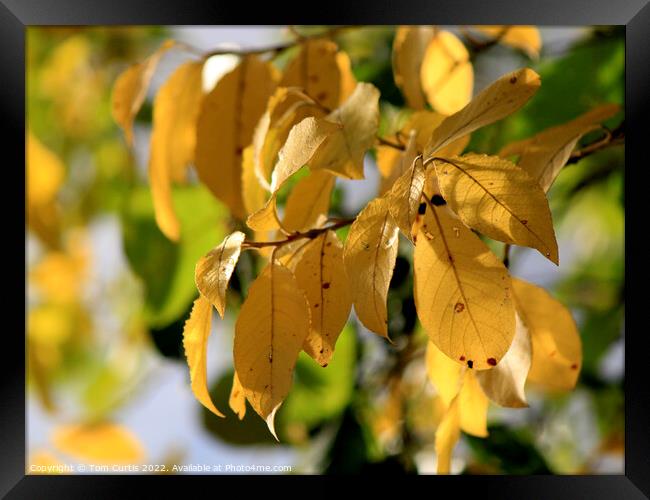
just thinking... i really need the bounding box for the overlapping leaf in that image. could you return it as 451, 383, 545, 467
392, 26, 435, 109
433, 153, 559, 264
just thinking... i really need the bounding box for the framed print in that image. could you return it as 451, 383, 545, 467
4, 0, 649, 497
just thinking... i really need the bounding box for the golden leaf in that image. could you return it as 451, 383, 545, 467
52, 422, 144, 464
426, 340, 463, 407
386, 154, 425, 242
149, 61, 204, 241
234, 262, 310, 435
252, 87, 325, 192
434, 153, 559, 264
27, 132, 65, 207
512, 278, 582, 391
195, 231, 246, 318
293, 231, 352, 366
282, 170, 336, 233
182, 295, 224, 417
112, 39, 174, 147
500, 103, 620, 192
241, 144, 267, 215
476, 314, 532, 408
246, 117, 339, 232
280, 39, 357, 109
195, 55, 278, 219
343, 197, 399, 338
421, 30, 473, 115
229, 371, 247, 420
459, 370, 489, 437
435, 394, 460, 474
392, 26, 435, 109
426, 68, 540, 155
475, 26, 542, 59
414, 199, 515, 370
309, 82, 380, 180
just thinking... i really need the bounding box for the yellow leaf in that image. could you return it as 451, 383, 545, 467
280, 39, 356, 109
500, 103, 620, 192
377, 130, 418, 195
386, 154, 425, 242
293, 231, 352, 366
252, 87, 325, 191
435, 394, 460, 474
512, 278, 582, 391
434, 153, 559, 264
309, 82, 380, 180
195, 231, 246, 318
27, 132, 65, 207
234, 261, 311, 434
182, 295, 224, 417
195, 55, 278, 219
343, 197, 399, 338
247, 117, 339, 232
459, 370, 489, 437
229, 371, 247, 420
241, 144, 267, 215
282, 170, 336, 233
402, 110, 471, 158
476, 314, 532, 408
52, 422, 144, 464
149, 61, 204, 241
475, 26, 542, 59
392, 26, 435, 109
426, 340, 463, 407
421, 30, 473, 115
112, 39, 174, 147
414, 198, 515, 370
426, 68, 540, 156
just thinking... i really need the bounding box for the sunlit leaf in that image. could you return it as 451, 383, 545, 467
392, 26, 435, 109
343, 197, 399, 338
182, 295, 224, 417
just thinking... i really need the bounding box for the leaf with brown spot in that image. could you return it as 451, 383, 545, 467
234, 262, 310, 436
420, 30, 473, 115
434, 153, 559, 264
182, 295, 224, 418
195, 55, 278, 219
112, 39, 175, 147
149, 60, 204, 241
476, 314, 532, 408
343, 197, 399, 338
294, 231, 352, 366
281, 39, 356, 109
195, 231, 246, 318
425, 68, 540, 156
512, 278, 582, 391
414, 199, 515, 370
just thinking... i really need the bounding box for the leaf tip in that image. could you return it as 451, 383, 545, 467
265, 403, 282, 442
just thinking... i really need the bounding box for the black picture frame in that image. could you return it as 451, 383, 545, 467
4, 1, 647, 497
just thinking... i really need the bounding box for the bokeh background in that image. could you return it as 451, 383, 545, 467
26, 26, 624, 474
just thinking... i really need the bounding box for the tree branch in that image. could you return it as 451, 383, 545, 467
241, 217, 355, 249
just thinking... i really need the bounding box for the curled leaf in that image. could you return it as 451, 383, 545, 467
195, 231, 246, 318
229, 371, 247, 420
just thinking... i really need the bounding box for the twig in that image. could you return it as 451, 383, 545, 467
242, 217, 355, 249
